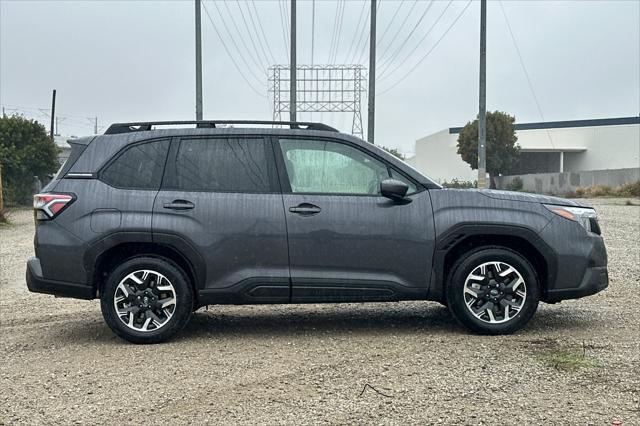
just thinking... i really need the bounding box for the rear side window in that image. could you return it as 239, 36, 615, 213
167, 137, 273, 192
101, 139, 170, 189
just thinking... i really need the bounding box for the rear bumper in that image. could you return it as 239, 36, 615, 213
26, 257, 94, 300
545, 266, 608, 303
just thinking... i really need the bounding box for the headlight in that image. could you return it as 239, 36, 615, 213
544, 204, 600, 234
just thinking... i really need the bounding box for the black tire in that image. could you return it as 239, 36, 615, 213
446, 246, 540, 335
100, 256, 194, 344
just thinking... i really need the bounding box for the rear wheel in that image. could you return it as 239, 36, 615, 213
100, 257, 193, 344
446, 247, 539, 335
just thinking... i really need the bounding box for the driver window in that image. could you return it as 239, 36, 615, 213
279, 138, 390, 195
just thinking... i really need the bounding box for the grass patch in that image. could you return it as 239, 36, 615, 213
0, 209, 10, 226
539, 348, 602, 372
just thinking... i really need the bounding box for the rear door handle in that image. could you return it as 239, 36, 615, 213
289, 203, 321, 216
163, 199, 195, 211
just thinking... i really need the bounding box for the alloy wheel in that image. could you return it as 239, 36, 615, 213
462, 261, 527, 324
113, 269, 177, 332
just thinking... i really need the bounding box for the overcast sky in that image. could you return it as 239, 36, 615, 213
1, 0, 638, 154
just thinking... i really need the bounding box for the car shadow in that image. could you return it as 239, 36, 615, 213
180, 303, 461, 340
44, 302, 604, 345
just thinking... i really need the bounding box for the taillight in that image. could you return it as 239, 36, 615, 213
33, 193, 75, 220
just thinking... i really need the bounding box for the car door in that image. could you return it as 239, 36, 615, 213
152, 135, 290, 304
275, 136, 436, 303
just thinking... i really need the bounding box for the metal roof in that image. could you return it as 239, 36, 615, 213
449, 116, 640, 134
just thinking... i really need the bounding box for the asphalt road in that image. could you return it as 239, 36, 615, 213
1, 198, 639, 424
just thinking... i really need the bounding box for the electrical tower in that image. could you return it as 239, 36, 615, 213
269, 64, 366, 138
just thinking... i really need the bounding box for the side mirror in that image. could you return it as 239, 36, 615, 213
380, 179, 409, 201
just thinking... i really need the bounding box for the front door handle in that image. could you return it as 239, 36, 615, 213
163, 199, 195, 211
289, 203, 321, 216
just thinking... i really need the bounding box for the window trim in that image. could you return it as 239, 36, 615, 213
98, 137, 171, 190
160, 135, 280, 194
272, 136, 424, 197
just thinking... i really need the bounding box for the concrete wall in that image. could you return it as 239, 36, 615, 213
494, 168, 640, 195
412, 122, 640, 182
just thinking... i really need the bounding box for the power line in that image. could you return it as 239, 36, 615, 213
328, 0, 346, 64
251, 1, 278, 65
279, 0, 290, 63
499, 0, 556, 149
208, 0, 266, 85
327, 0, 342, 63
377, 0, 435, 76
376, 0, 419, 64
329, 0, 347, 64
311, 0, 316, 65
378, 0, 452, 82
351, 3, 372, 65
378, 0, 472, 96
344, 0, 368, 64
377, 0, 405, 47
220, 0, 265, 71
355, 30, 370, 65
240, 0, 274, 67
201, 1, 266, 98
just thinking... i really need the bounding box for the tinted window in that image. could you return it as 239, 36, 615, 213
101, 139, 170, 189
170, 138, 272, 192
279, 138, 390, 195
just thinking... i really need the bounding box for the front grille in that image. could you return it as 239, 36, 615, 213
589, 218, 601, 235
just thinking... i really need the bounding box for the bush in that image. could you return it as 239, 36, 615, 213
0, 115, 59, 205
618, 181, 640, 197
441, 179, 477, 189
504, 177, 523, 192
567, 181, 640, 198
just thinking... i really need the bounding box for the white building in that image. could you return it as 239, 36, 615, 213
407, 116, 640, 183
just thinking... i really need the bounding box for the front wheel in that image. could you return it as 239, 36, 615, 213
100, 257, 193, 344
446, 247, 540, 335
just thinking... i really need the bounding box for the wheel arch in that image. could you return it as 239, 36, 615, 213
84, 232, 206, 299
429, 224, 557, 303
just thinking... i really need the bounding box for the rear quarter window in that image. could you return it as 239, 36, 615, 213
100, 139, 170, 189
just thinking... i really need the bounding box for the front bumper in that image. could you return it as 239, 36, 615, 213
26, 257, 94, 300
544, 266, 608, 303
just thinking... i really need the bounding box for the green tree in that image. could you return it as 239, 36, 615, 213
456, 111, 520, 177
380, 146, 405, 160
0, 115, 59, 205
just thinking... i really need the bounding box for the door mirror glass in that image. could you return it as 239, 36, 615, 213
380, 179, 409, 201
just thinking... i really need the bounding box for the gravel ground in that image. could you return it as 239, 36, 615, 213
1, 198, 639, 425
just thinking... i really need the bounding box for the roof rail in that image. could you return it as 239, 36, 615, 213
104, 120, 339, 135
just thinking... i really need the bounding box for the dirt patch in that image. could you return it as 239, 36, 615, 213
1, 200, 639, 424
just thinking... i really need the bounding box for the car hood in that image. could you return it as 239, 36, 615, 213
472, 189, 589, 207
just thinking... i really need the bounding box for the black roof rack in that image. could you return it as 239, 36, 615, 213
104, 120, 338, 135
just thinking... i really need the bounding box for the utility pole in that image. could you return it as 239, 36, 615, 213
367, 0, 376, 144
195, 0, 203, 121
50, 89, 56, 139
289, 0, 297, 122
478, 0, 487, 188
94, 117, 98, 134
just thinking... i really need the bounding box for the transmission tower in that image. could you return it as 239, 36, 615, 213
269, 64, 366, 138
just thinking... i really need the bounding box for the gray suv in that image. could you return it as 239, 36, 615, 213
27, 121, 608, 343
